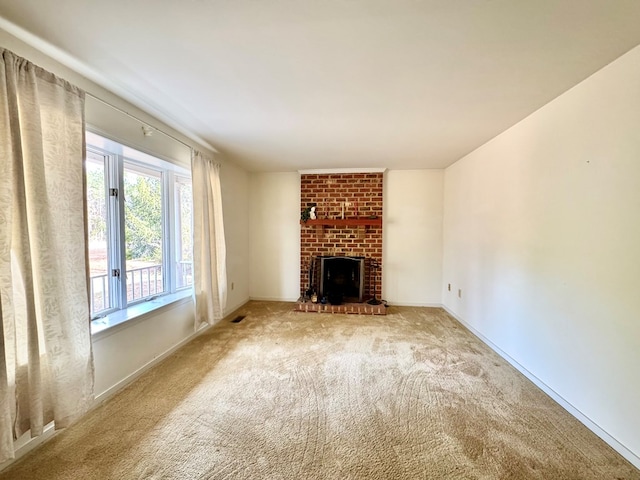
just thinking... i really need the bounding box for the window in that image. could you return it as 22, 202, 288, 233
86, 132, 192, 318
174, 175, 193, 289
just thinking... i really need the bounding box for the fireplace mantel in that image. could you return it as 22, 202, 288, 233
300, 218, 382, 227
301, 217, 381, 238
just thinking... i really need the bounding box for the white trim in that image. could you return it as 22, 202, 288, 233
0, 424, 57, 473
91, 290, 193, 339
0, 320, 206, 473
0, 323, 208, 473
93, 301, 250, 402
0, 302, 251, 473
386, 302, 442, 308
249, 296, 300, 302
224, 299, 250, 318
6, 300, 636, 472
441, 305, 640, 470
298, 168, 387, 174
93, 323, 210, 404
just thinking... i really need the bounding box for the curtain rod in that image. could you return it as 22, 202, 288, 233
85, 92, 194, 152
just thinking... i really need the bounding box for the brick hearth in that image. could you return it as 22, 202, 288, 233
294, 301, 386, 315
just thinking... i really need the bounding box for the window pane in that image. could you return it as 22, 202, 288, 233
124, 163, 164, 302
175, 177, 193, 288
86, 151, 111, 315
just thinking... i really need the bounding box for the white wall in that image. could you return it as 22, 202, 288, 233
92, 299, 194, 397
249, 170, 446, 305
221, 161, 251, 314
383, 170, 443, 305
249, 172, 301, 301
0, 27, 252, 460
442, 45, 640, 466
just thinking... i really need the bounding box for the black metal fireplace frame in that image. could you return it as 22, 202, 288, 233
318, 255, 365, 304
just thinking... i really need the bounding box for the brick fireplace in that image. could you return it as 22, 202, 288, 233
299, 172, 383, 303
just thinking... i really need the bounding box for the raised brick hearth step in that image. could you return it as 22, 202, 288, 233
294, 301, 386, 315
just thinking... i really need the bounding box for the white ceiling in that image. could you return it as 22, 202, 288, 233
1, 1, 640, 172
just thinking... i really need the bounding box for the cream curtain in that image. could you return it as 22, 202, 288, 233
191, 151, 227, 328
0, 49, 94, 462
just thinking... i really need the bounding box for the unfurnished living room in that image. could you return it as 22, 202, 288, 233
0, 1, 639, 479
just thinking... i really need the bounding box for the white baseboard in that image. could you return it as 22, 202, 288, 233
94, 302, 250, 404
442, 305, 640, 470
0, 424, 57, 473
249, 296, 299, 302
386, 301, 442, 308
94, 326, 209, 404
6, 302, 636, 473
1, 304, 250, 473
224, 298, 250, 318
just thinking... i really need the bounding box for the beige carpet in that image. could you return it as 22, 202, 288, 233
1, 302, 638, 479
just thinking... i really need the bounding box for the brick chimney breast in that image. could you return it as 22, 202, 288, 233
300, 173, 383, 301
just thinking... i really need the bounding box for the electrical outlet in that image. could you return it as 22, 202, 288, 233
231, 282, 235, 290
448, 283, 451, 291
458, 289, 462, 298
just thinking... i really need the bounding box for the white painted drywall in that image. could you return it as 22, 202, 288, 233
442, 45, 640, 465
383, 170, 443, 305
221, 161, 251, 314
249, 172, 301, 301
249, 169, 445, 305
92, 300, 194, 398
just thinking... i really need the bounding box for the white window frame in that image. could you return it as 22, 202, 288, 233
86, 132, 192, 322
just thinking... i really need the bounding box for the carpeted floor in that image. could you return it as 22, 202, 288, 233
1, 301, 638, 479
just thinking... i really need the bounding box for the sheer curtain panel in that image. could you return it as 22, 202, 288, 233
191, 151, 227, 328
0, 49, 94, 462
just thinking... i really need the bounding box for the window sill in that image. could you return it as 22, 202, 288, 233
91, 289, 193, 338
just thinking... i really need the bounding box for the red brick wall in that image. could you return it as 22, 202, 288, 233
300, 173, 383, 300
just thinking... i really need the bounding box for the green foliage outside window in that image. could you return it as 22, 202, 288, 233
124, 174, 162, 263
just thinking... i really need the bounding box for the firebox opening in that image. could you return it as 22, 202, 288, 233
319, 256, 365, 304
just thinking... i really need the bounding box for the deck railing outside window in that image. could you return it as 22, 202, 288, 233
90, 273, 110, 315
90, 261, 193, 316
126, 264, 163, 302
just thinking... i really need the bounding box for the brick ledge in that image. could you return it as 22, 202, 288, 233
294, 301, 386, 315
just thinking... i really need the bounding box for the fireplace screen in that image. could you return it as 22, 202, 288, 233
318, 256, 365, 304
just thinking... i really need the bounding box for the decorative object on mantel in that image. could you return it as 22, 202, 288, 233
301, 202, 317, 223
301, 207, 311, 223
